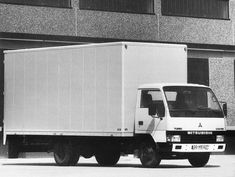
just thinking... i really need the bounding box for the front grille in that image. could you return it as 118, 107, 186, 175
181, 135, 216, 143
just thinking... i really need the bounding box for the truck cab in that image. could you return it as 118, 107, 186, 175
135, 83, 226, 167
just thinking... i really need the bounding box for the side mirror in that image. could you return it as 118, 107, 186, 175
222, 103, 227, 117
220, 102, 227, 117
148, 105, 157, 117
148, 105, 162, 120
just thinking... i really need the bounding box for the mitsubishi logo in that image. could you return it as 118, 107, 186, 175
198, 123, 203, 128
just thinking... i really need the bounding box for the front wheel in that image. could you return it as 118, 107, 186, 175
139, 142, 161, 168
188, 153, 210, 167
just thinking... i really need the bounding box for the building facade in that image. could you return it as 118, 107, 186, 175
0, 0, 235, 155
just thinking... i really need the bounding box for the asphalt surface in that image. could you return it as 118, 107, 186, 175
0, 154, 235, 177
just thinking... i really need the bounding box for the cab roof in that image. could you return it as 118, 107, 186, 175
138, 83, 209, 90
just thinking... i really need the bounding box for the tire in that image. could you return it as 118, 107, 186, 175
188, 153, 210, 167
8, 137, 20, 159
139, 142, 161, 168
95, 144, 120, 166
54, 141, 80, 166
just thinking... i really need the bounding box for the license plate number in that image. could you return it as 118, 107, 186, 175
191, 145, 209, 150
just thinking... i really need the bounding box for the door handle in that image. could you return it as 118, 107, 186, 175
138, 121, 143, 126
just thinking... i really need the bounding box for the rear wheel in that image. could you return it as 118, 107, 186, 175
54, 141, 80, 166
139, 142, 161, 168
8, 137, 21, 158
95, 143, 120, 166
188, 153, 210, 167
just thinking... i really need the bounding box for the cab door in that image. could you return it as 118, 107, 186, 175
135, 89, 165, 133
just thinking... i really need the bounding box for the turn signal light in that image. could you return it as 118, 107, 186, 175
167, 135, 181, 142
216, 135, 224, 142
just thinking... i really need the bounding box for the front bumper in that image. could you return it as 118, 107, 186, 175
172, 143, 226, 152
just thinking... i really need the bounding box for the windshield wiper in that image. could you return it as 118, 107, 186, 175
197, 107, 223, 115
197, 106, 211, 111
171, 109, 197, 113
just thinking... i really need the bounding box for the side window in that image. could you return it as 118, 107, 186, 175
165, 91, 177, 109
207, 91, 221, 110
140, 90, 165, 117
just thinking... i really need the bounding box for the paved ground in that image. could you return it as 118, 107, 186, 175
0, 154, 235, 177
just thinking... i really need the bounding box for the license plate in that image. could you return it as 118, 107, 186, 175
172, 144, 225, 152
191, 145, 209, 150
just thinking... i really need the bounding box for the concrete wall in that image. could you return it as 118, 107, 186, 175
209, 58, 235, 127
1, 0, 235, 45
188, 50, 235, 128
0, 4, 76, 36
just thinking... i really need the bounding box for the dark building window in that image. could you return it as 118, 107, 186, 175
0, 0, 71, 8
79, 0, 154, 14
234, 60, 235, 91
188, 58, 209, 86
162, 0, 229, 19
0, 50, 3, 128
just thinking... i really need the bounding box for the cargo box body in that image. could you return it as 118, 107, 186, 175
4, 42, 187, 138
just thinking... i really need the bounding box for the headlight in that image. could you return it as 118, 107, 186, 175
167, 135, 181, 142
216, 135, 224, 142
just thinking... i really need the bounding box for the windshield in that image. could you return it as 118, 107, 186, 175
163, 86, 224, 118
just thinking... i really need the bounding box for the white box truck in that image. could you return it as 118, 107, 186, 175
3, 42, 226, 167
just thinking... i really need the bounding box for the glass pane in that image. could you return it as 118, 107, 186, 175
164, 86, 224, 118
140, 90, 165, 117
188, 58, 209, 86
79, 0, 154, 14
0, 0, 71, 8
161, 0, 229, 19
